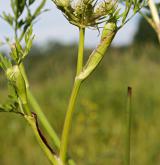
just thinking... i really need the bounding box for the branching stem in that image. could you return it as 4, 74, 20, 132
27, 89, 60, 149
19, 63, 60, 149
60, 27, 85, 163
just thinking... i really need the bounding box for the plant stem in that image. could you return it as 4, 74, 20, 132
23, 102, 31, 115
148, 0, 160, 27
19, 63, 60, 149
18, 63, 64, 165
27, 89, 60, 149
18, 64, 60, 164
125, 87, 132, 165
60, 27, 85, 163
25, 115, 62, 165
148, 0, 160, 43
19, 63, 76, 164
60, 79, 82, 163
76, 28, 85, 75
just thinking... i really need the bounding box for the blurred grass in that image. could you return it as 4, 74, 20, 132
0, 43, 160, 164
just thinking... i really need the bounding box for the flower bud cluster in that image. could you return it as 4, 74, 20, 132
52, 0, 118, 27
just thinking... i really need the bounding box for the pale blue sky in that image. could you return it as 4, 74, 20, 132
0, 0, 140, 47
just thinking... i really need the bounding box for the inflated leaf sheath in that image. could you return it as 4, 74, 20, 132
77, 22, 117, 80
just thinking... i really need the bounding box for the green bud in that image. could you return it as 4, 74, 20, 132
6, 65, 27, 104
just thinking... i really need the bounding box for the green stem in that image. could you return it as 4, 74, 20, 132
18, 98, 24, 114
60, 79, 82, 163
60, 27, 85, 163
19, 63, 60, 149
25, 115, 62, 165
27, 89, 60, 149
76, 28, 85, 75
148, 0, 160, 44
148, 0, 160, 27
19, 29, 27, 42
18, 65, 60, 164
18, 64, 64, 165
19, 63, 76, 164
125, 87, 132, 165
23, 102, 31, 115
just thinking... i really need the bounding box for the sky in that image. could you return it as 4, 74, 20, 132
0, 0, 141, 48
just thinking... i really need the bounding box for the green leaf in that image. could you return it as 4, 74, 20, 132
15, 0, 26, 17
23, 25, 34, 58
0, 82, 19, 113
11, 0, 17, 15
0, 54, 12, 71
32, 0, 47, 18
10, 44, 19, 62
19, 0, 25, 14
25, 25, 33, 43
121, 0, 148, 24
18, 19, 25, 28
15, 39, 23, 57
0, 12, 14, 26
2, 0, 46, 42
0, 101, 19, 113
29, 0, 36, 5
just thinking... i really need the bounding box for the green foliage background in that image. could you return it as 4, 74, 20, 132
0, 41, 160, 164
0, 16, 160, 165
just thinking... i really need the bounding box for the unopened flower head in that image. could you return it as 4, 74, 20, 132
52, 0, 118, 28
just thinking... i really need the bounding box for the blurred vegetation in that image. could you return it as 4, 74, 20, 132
134, 16, 159, 44
0, 19, 160, 164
